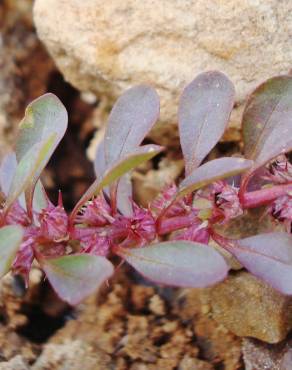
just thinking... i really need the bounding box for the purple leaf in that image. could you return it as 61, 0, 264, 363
72, 144, 163, 219
104, 85, 160, 165
42, 254, 114, 305
0, 225, 23, 278
179, 157, 253, 196
178, 71, 235, 174
228, 233, 292, 295
242, 75, 292, 168
117, 241, 229, 288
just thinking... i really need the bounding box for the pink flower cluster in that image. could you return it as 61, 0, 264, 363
1, 155, 291, 285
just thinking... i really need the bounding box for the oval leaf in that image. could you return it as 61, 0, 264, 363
104, 85, 160, 165
16, 94, 67, 211
229, 233, 292, 295
179, 157, 253, 197
178, 71, 235, 174
72, 144, 163, 219
4, 136, 55, 213
117, 241, 228, 288
242, 75, 292, 167
42, 254, 114, 305
16, 93, 68, 161
0, 225, 23, 278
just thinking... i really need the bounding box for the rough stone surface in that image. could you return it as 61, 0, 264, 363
208, 271, 292, 344
34, 0, 292, 142
0, 355, 29, 370
32, 341, 111, 370
24, 270, 241, 369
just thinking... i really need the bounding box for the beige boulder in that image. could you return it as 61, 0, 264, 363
33, 0, 292, 141
208, 272, 292, 344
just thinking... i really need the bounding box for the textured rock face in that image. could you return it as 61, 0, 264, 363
33, 0, 292, 141
208, 272, 292, 344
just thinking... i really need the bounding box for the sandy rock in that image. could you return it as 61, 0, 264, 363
34, 0, 292, 142
208, 271, 292, 343
32, 341, 111, 370
179, 356, 214, 370
0, 355, 29, 370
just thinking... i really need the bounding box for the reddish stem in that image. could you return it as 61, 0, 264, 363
157, 212, 198, 235
210, 229, 236, 250
242, 183, 292, 209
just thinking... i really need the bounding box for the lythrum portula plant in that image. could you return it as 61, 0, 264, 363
0, 71, 291, 305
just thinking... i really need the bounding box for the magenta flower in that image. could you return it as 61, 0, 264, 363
5, 201, 30, 226
76, 194, 113, 226
113, 203, 156, 247
212, 181, 243, 222
73, 226, 110, 256
173, 220, 210, 244
38, 201, 69, 242
264, 155, 292, 184
151, 184, 191, 217
269, 194, 292, 232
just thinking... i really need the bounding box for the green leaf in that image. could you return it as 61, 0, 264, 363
0, 225, 23, 278
42, 254, 114, 305
16, 93, 68, 161
15, 93, 67, 212
32, 180, 49, 213
71, 144, 163, 219
117, 241, 228, 288
4, 136, 55, 213
242, 75, 292, 168
178, 157, 253, 197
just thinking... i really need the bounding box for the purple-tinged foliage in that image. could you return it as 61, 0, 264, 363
227, 233, 292, 295
116, 241, 228, 288
178, 71, 235, 174
0, 71, 291, 304
242, 76, 292, 168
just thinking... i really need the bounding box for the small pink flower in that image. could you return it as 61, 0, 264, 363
113, 203, 156, 247
81, 235, 110, 256
76, 194, 113, 226
173, 219, 210, 244
151, 184, 191, 217
212, 181, 243, 222
38, 202, 68, 242
5, 201, 30, 226
264, 155, 292, 184
73, 226, 110, 256
269, 194, 292, 232
12, 227, 38, 286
